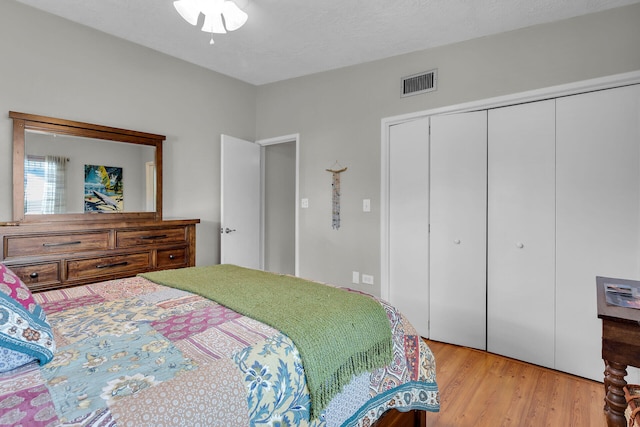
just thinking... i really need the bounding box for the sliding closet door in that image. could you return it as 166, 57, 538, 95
429, 111, 487, 349
487, 100, 556, 368
556, 84, 640, 381
388, 117, 430, 337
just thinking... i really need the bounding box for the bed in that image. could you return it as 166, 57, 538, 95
0, 263, 439, 426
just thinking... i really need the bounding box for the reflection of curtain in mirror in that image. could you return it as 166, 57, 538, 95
24, 155, 67, 214
44, 155, 67, 214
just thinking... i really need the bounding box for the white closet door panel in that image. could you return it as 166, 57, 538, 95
487, 100, 556, 368
430, 111, 487, 350
389, 118, 430, 337
556, 84, 640, 381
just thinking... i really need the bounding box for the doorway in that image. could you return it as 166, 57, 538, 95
220, 134, 299, 275
263, 141, 296, 275
257, 134, 300, 276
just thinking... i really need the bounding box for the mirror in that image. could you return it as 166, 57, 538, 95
11, 111, 164, 223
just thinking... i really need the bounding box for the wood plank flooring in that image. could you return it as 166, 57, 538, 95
423, 339, 608, 427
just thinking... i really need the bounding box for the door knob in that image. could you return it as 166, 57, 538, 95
453, 239, 461, 244
225, 227, 236, 234
516, 242, 524, 249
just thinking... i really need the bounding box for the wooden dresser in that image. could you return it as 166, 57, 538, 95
0, 218, 199, 292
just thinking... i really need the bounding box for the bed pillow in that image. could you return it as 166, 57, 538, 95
0, 264, 55, 372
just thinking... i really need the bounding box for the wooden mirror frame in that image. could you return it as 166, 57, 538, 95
10, 111, 164, 223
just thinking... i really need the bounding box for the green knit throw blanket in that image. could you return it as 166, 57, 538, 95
140, 264, 393, 419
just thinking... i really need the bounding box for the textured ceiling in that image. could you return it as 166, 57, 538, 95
13, 0, 640, 85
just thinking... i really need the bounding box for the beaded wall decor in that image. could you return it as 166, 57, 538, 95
326, 162, 347, 230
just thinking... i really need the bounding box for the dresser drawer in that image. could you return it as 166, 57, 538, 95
5, 232, 110, 258
66, 252, 151, 281
157, 248, 188, 269
9, 262, 61, 289
116, 227, 186, 248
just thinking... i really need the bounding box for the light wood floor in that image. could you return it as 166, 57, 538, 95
423, 339, 608, 427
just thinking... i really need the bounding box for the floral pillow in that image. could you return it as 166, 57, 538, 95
0, 264, 55, 372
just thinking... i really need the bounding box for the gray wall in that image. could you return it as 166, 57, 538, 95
2, 1, 640, 297
255, 3, 640, 294
0, 1, 257, 266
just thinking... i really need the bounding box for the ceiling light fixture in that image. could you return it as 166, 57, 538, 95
174, 0, 248, 45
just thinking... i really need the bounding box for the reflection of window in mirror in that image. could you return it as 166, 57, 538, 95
24, 155, 67, 214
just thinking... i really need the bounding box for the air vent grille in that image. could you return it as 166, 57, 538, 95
401, 69, 437, 97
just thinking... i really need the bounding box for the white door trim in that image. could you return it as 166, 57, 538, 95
380, 70, 640, 302
256, 133, 301, 277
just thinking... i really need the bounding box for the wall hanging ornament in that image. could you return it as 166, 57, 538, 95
326, 161, 347, 230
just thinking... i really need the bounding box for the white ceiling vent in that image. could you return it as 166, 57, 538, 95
401, 69, 437, 97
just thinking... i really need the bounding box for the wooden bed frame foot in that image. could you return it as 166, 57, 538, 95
372, 409, 426, 427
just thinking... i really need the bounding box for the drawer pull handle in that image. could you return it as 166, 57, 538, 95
139, 234, 168, 240
43, 240, 82, 247
29, 272, 38, 279
169, 254, 176, 260
96, 261, 129, 269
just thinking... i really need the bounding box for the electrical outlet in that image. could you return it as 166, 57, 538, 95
362, 274, 374, 285
301, 198, 309, 208
352, 271, 360, 284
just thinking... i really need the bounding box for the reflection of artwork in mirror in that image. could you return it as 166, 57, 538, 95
84, 165, 124, 212
24, 155, 68, 214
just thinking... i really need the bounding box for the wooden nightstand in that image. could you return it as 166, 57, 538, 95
597, 276, 640, 427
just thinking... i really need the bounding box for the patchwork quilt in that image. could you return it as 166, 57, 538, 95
0, 276, 439, 426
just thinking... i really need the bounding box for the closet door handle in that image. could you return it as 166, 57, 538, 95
516, 242, 524, 249
453, 239, 461, 245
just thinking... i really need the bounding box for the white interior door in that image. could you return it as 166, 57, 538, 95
388, 117, 430, 337
430, 111, 487, 350
221, 135, 261, 269
556, 84, 640, 381
487, 100, 556, 368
